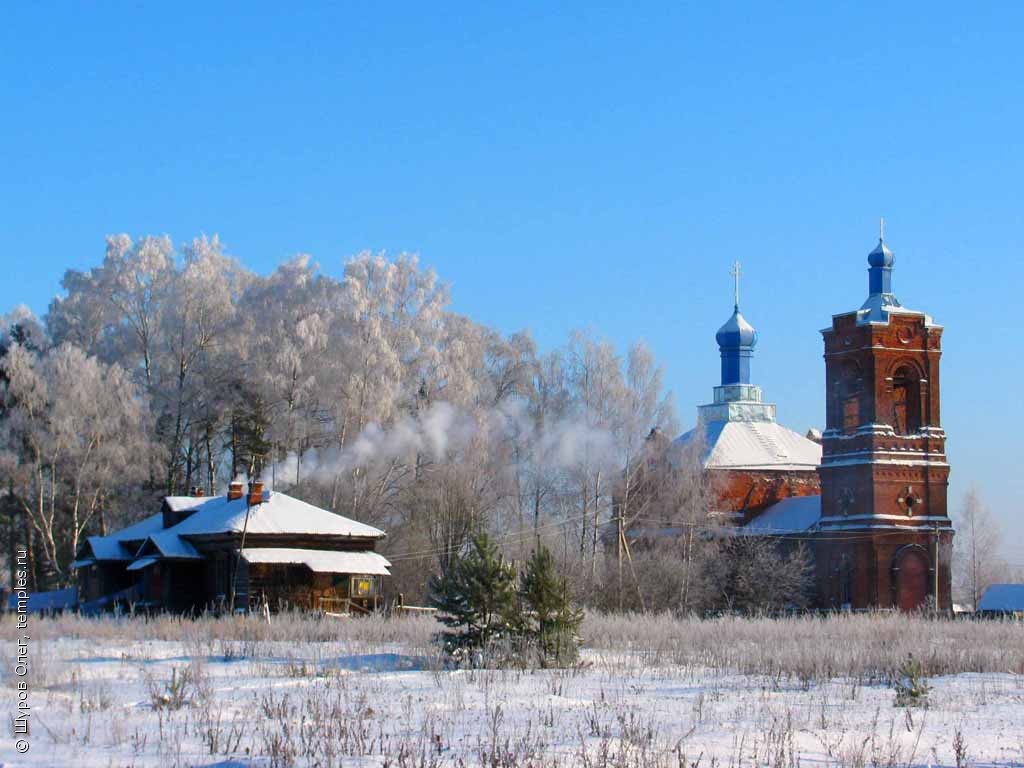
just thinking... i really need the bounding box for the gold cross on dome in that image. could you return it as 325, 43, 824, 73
730, 260, 741, 309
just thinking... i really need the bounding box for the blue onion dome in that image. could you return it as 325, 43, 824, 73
715, 308, 758, 349
868, 238, 894, 268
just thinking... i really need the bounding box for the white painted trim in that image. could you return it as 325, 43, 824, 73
820, 514, 950, 523
821, 457, 949, 468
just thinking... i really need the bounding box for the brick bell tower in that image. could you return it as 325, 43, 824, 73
816, 225, 953, 611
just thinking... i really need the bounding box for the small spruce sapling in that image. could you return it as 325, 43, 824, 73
893, 653, 931, 708
428, 533, 519, 663
519, 547, 584, 667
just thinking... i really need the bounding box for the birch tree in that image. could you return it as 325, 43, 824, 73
953, 486, 1010, 609
156, 236, 246, 491
563, 332, 620, 575
328, 253, 447, 518
237, 256, 339, 489
1, 343, 156, 584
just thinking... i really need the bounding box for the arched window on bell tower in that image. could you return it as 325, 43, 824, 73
835, 361, 863, 436
891, 366, 921, 435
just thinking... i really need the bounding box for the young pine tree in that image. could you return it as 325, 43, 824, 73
429, 533, 518, 659
519, 546, 584, 667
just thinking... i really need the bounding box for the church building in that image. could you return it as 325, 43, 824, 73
674, 264, 822, 525
673, 229, 953, 612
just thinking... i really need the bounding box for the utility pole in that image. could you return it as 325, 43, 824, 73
617, 507, 624, 611
229, 482, 257, 613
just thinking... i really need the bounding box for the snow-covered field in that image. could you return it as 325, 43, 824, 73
2, 613, 1023, 767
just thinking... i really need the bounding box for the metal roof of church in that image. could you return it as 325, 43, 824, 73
740, 495, 821, 534
675, 418, 821, 471
686, 268, 820, 471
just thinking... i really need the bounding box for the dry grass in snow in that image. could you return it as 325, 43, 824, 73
1, 611, 1022, 767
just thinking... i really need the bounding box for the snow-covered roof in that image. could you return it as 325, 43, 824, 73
7, 587, 78, 612
741, 495, 821, 535
977, 584, 1024, 613
92, 491, 386, 573
165, 491, 385, 539
112, 512, 165, 541
676, 419, 822, 471
241, 548, 391, 575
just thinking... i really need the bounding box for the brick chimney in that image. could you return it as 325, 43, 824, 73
247, 480, 265, 506
227, 481, 244, 501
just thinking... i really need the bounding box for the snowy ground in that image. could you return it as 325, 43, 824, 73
2, 628, 1023, 768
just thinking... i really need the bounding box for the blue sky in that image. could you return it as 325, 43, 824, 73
2, 3, 1022, 559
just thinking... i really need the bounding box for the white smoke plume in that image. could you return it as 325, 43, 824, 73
267, 399, 619, 491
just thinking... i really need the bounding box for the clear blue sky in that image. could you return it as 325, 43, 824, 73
2, 3, 1022, 559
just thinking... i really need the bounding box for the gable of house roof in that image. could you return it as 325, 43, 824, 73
80, 512, 165, 563
137, 532, 203, 560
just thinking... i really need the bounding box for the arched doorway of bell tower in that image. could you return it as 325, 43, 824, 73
893, 546, 930, 612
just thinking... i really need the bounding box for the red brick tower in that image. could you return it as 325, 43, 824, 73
815, 228, 953, 611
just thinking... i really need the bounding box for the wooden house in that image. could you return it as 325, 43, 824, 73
74, 480, 389, 613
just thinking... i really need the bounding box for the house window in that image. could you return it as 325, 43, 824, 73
350, 576, 375, 598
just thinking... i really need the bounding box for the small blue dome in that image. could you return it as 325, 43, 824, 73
868, 238, 894, 268
716, 308, 757, 349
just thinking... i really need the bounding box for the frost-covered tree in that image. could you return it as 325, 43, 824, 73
157, 236, 247, 492
22, 234, 691, 604
48, 235, 249, 493
608, 343, 677, 607
720, 536, 813, 614
953, 486, 1010, 610
0, 343, 158, 585
324, 253, 448, 517
236, 255, 337, 489
562, 332, 622, 573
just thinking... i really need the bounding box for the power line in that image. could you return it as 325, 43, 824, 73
379, 508, 967, 565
